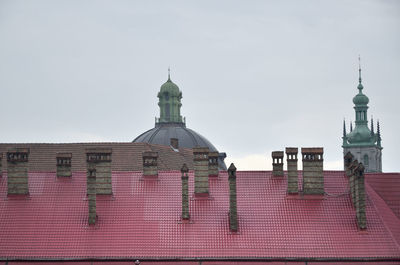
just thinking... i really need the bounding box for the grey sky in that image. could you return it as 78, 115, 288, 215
0, 0, 399, 171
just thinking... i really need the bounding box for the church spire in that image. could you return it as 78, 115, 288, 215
377, 120, 382, 147
343, 119, 347, 137
350, 120, 353, 132
370, 116, 374, 136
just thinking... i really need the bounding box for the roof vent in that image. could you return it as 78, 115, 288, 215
7, 148, 29, 195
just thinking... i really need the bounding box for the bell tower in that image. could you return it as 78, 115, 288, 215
342, 58, 382, 172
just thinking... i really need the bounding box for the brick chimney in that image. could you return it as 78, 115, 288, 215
349, 159, 359, 207
7, 148, 29, 195
228, 163, 238, 232
208, 151, 219, 177
170, 138, 179, 149
142, 151, 158, 177
193, 147, 209, 195
181, 163, 190, 220
0, 153, 2, 177
301, 147, 324, 195
285, 147, 298, 194
86, 148, 112, 195
272, 151, 284, 177
354, 162, 366, 230
344, 151, 354, 177
56, 153, 72, 177
87, 167, 97, 225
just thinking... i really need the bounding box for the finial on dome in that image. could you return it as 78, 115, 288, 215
168, 67, 171, 81
357, 56, 364, 92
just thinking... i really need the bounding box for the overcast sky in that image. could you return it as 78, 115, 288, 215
0, 0, 399, 171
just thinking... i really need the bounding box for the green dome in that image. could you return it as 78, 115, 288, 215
346, 125, 373, 144
159, 78, 181, 97
353, 91, 369, 105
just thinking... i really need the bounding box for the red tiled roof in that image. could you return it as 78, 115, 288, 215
0, 143, 194, 171
366, 173, 400, 219
0, 170, 399, 262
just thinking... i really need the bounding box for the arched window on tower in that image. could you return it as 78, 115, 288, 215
165, 103, 170, 120
363, 154, 369, 168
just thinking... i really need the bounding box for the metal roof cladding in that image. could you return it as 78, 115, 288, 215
0, 170, 399, 261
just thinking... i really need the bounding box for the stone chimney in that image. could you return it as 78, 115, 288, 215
285, 147, 298, 194
354, 162, 366, 230
301, 147, 324, 195
86, 148, 112, 195
193, 147, 209, 195
181, 163, 190, 220
272, 151, 284, 177
56, 153, 72, 177
349, 159, 359, 207
228, 163, 238, 232
87, 167, 97, 225
142, 151, 158, 177
7, 148, 29, 195
208, 151, 219, 177
170, 138, 179, 149
344, 151, 354, 177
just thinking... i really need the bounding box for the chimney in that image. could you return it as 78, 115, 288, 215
86, 148, 112, 195
272, 151, 284, 177
349, 159, 359, 207
208, 151, 219, 177
344, 151, 354, 177
142, 151, 158, 177
7, 148, 29, 195
301, 147, 324, 195
56, 153, 72, 177
170, 138, 179, 149
228, 163, 238, 232
354, 162, 366, 230
0, 153, 2, 177
193, 147, 210, 195
285, 147, 298, 194
87, 167, 97, 225
181, 163, 190, 220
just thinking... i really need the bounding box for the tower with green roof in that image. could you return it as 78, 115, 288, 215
342, 61, 382, 172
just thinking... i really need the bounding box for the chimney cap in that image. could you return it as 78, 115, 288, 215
56, 152, 72, 158
355, 162, 365, 175
228, 163, 237, 178
344, 151, 354, 160
193, 146, 210, 153
209, 151, 219, 158
85, 148, 112, 154
142, 151, 158, 158
301, 147, 324, 154
7, 148, 30, 154
181, 163, 189, 173
272, 151, 284, 157
285, 147, 298, 154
